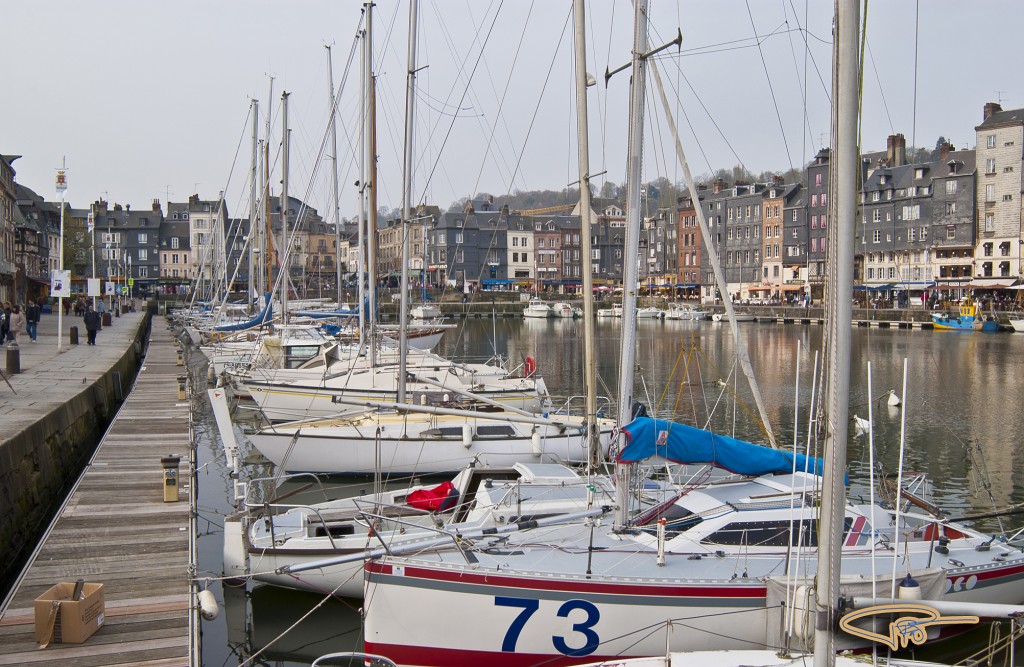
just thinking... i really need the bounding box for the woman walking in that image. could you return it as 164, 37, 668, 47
8, 305, 26, 345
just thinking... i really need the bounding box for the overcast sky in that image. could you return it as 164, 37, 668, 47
2, 1, 1020, 220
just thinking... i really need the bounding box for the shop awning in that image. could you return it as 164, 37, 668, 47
481, 279, 515, 285
853, 283, 894, 291
971, 278, 1016, 288
778, 284, 807, 291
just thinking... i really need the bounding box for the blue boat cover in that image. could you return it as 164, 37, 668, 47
619, 417, 826, 477
214, 293, 273, 332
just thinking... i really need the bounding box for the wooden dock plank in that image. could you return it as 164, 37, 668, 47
0, 323, 195, 665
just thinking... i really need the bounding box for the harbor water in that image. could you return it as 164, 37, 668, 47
192, 317, 1024, 666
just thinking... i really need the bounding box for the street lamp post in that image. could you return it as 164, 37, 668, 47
55, 160, 67, 352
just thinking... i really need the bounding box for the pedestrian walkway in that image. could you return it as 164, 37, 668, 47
0, 317, 193, 666
0, 309, 146, 429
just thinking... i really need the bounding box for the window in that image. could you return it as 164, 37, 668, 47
1005, 166, 1015, 173
195, 218, 206, 229
986, 185, 995, 201
888, 267, 896, 279
172, 254, 179, 264
920, 226, 927, 242
138, 266, 148, 278
901, 205, 920, 221
195, 233, 205, 246
512, 237, 518, 247
821, 193, 827, 207
985, 213, 994, 232
811, 194, 819, 207
455, 232, 463, 244
987, 134, 996, 148
820, 215, 827, 229
986, 159, 996, 174
946, 225, 956, 240
537, 238, 545, 249
456, 249, 464, 263
1000, 241, 1011, 257
138, 232, 148, 244
872, 210, 880, 223
1003, 194, 1013, 202
138, 249, 148, 260
872, 191, 880, 202
944, 202, 956, 216
983, 243, 993, 257
909, 228, 916, 242
815, 173, 822, 186
811, 215, 818, 229
872, 230, 880, 243
811, 237, 818, 253
792, 210, 797, 221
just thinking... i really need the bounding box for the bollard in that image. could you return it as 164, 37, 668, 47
70, 325, 79, 345
161, 455, 181, 502
6, 344, 20, 375
102, 312, 112, 327
177, 375, 187, 400
176, 348, 184, 366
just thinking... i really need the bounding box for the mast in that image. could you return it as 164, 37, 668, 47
398, 0, 419, 404
614, 0, 650, 530
365, 3, 379, 367
573, 0, 599, 469
812, 0, 859, 664
264, 77, 274, 302
356, 14, 368, 352
248, 99, 259, 309
280, 91, 290, 320
326, 45, 344, 319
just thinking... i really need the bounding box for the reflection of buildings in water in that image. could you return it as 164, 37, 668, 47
223, 584, 363, 664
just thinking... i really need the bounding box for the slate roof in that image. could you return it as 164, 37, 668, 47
976, 107, 1024, 130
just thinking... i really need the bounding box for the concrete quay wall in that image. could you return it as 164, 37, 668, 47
0, 310, 152, 594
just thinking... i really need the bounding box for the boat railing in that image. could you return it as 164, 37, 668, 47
551, 394, 616, 419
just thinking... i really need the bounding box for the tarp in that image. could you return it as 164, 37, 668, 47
213, 294, 273, 332
406, 481, 458, 512
619, 416, 826, 477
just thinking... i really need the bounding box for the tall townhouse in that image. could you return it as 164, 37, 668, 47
699, 179, 731, 303
591, 204, 625, 286
973, 102, 1024, 284
533, 217, 564, 291
506, 214, 535, 286
702, 181, 764, 301
92, 200, 163, 297
806, 148, 830, 299
760, 179, 796, 296
0, 155, 19, 301
930, 148, 977, 292
161, 203, 193, 293
676, 189, 703, 297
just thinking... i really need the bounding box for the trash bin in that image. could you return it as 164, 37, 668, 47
101, 313, 112, 327
6, 344, 20, 375
70, 326, 79, 345
177, 376, 187, 401
161, 455, 181, 503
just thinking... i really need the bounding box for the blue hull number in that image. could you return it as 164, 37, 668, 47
495, 596, 600, 656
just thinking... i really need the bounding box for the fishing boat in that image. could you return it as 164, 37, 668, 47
523, 298, 553, 318
712, 311, 755, 322
636, 306, 665, 319
664, 302, 707, 320
552, 302, 578, 318
410, 303, 441, 319
930, 300, 999, 331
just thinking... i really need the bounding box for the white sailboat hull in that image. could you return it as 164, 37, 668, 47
248, 416, 613, 475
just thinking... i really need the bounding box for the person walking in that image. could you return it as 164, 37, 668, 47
0, 301, 8, 343
26, 299, 41, 342
8, 305, 26, 345
83, 304, 101, 345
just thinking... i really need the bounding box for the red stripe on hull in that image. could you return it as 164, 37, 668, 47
365, 640, 629, 667
367, 561, 767, 598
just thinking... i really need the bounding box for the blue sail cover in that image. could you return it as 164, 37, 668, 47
214, 293, 274, 332
619, 417, 825, 477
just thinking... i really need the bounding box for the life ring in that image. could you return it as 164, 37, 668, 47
524, 356, 536, 378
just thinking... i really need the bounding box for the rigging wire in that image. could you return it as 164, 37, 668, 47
910, 0, 920, 162
745, 0, 794, 169
780, 0, 819, 163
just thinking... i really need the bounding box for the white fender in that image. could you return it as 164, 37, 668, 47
198, 588, 220, 621
462, 424, 474, 447
531, 430, 542, 456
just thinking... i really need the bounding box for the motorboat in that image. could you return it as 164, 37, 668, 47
523, 298, 553, 318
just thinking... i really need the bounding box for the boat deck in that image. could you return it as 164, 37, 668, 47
0, 322, 195, 666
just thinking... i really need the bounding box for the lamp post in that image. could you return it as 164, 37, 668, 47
55, 160, 67, 352
88, 210, 96, 309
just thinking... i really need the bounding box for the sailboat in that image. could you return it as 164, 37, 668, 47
360, 3, 1024, 664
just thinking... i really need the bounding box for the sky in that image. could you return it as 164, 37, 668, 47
2, 0, 1020, 221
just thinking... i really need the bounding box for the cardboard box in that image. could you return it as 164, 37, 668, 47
34, 582, 105, 645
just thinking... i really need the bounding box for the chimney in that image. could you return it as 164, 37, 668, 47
463, 200, 475, 215
152, 198, 161, 212
712, 178, 725, 194
983, 102, 1003, 121
189, 194, 200, 205
500, 204, 510, 217
773, 174, 785, 186
939, 142, 954, 161
886, 133, 906, 167
114, 203, 123, 211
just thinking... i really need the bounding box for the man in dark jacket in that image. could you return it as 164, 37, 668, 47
83, 304, 101, 345
26, 299, 41, 342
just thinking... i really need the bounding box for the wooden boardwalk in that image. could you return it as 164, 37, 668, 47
0, 321, 195, 666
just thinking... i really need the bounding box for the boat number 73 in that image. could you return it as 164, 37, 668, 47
495, 596, 600, 656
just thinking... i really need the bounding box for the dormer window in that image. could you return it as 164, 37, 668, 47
173, 213, 178, 220
914, 168, 924, 179
879, 175, 887, 185
182, 212, 189, 219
